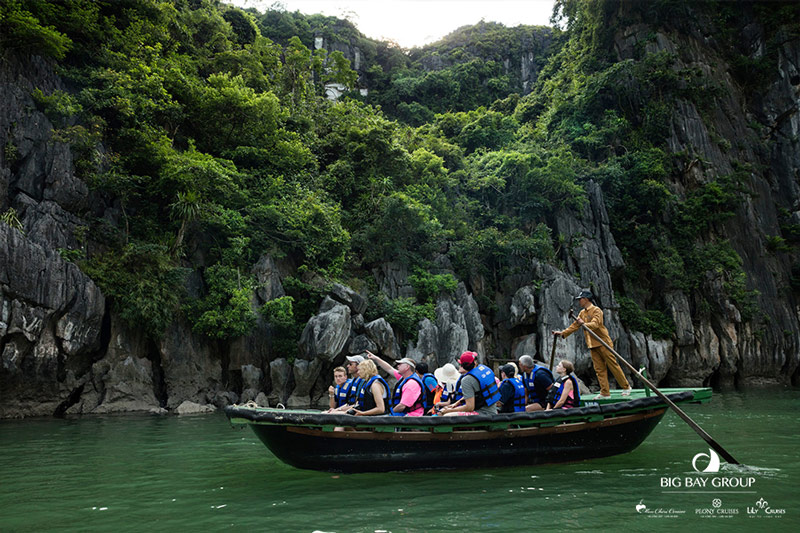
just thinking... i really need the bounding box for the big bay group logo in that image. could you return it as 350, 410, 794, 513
692, 448, 720, 473
640, 449, 788, 521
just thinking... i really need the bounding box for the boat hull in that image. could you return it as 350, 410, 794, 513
249, 408, 667, 472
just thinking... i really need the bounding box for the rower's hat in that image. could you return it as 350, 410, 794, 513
574, 289, 593, 300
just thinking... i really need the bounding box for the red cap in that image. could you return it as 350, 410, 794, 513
459, 351, 477, 365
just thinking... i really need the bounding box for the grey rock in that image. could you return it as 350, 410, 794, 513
364, 318, 401, 360
268, 358, 291, 405
240, 364, 263, 390
373, 261, 415, 299
455, 283, 484, 353
299, 301, 351, 362
175, 401, 217, 415
329, 283, 367, 315
512, 333, 538, 360
80, 315, 159, 414
510, 285, 537, 327
252, 254, 285, 303
665, 291, 694, 347
159, 319, 222, 409
348, 334, 377, 355
254, 392, 269, 406
286, 358, 323, 408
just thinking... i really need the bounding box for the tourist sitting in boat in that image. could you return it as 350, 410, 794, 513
518, 354, 555, 412
366, 351, 425, 416
496, 364, 526, 413
343, 354, 366, 401
431, 363, 461, 414
440, 352, 500, 416
326, 366, 350, 412
546, 360, 581, 410
351, 359, 390, 416
416, 362, 439, 412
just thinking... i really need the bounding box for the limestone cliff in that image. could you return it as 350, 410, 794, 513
2, 4, 799, 418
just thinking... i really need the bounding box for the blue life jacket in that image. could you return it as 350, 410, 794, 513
345, 376, 364, 404
465, 364, 500, 408
502, 376, 527, 412
421, 373, 438, 410
391, 373, 425, 415
522, 364, 555, 405
552, 374, 581, 408
333, 379, 351, 408
440, 382, 460, 404
358, 375, 389, 413
451, 375, 465, 403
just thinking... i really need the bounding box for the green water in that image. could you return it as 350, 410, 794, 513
1, 389, 798, 532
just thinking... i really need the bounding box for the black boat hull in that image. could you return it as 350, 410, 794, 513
249, 408, 667, 472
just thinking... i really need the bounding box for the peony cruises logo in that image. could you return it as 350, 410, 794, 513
692, 448, 721, 473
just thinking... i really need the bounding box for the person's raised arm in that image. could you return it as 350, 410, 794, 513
366, 350, 395, 375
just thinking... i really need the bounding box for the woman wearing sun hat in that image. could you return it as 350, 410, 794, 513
430, 363, 460, 413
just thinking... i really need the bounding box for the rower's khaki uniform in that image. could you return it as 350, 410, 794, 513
561, 303, 629, 396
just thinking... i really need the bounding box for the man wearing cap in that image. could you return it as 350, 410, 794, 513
441, 352, 500, 416
366, 351, 425, 416
496, 364, 526, 413
343, 354, 366, 404
552, 289, 631, 399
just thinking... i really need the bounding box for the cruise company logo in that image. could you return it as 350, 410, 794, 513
692, 448, 721, 473
633, 499, 685, 518
696, 497, 738, 517
747, 498, 786, 517
659, 449, 756, 497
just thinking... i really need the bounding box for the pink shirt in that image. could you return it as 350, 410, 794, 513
393, 370, 424, 416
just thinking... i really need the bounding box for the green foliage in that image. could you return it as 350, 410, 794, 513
1, 208, 24, 231
765, 235, 792, 254
449, 224, 555, 282
0, 0, 72, 59
223, 8, 259, 45
260, 295, 300, 356
84, 243, 187, 338
408, 269, 458, 304
368, 295, 435, 344
31, 89, 83, 124
616, 295, 675, 339
185, 263, 257, 339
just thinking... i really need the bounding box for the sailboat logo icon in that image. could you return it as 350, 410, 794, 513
692, 448, 721, 473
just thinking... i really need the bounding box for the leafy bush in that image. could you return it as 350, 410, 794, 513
184, 264, 257, 339
261, 296, 300, 357
84, 243, 187, 338
368, 295, 435, 344
617, 295, 675, 339
408, 269, 458, 304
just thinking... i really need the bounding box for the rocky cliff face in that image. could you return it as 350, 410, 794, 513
2, 6, 799, 417
605, 5, 800, 387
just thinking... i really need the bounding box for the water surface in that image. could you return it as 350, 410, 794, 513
1, 389, 798, 531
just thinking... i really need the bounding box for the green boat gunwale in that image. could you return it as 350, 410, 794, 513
226, 389, 708, 433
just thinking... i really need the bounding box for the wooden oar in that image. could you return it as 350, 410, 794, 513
548, 334, 557, 371
568, 311, 739, 465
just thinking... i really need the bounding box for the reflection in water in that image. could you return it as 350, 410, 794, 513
1, 389, 798, 530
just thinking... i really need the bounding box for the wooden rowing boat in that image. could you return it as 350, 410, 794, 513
224, 388, 710, 472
